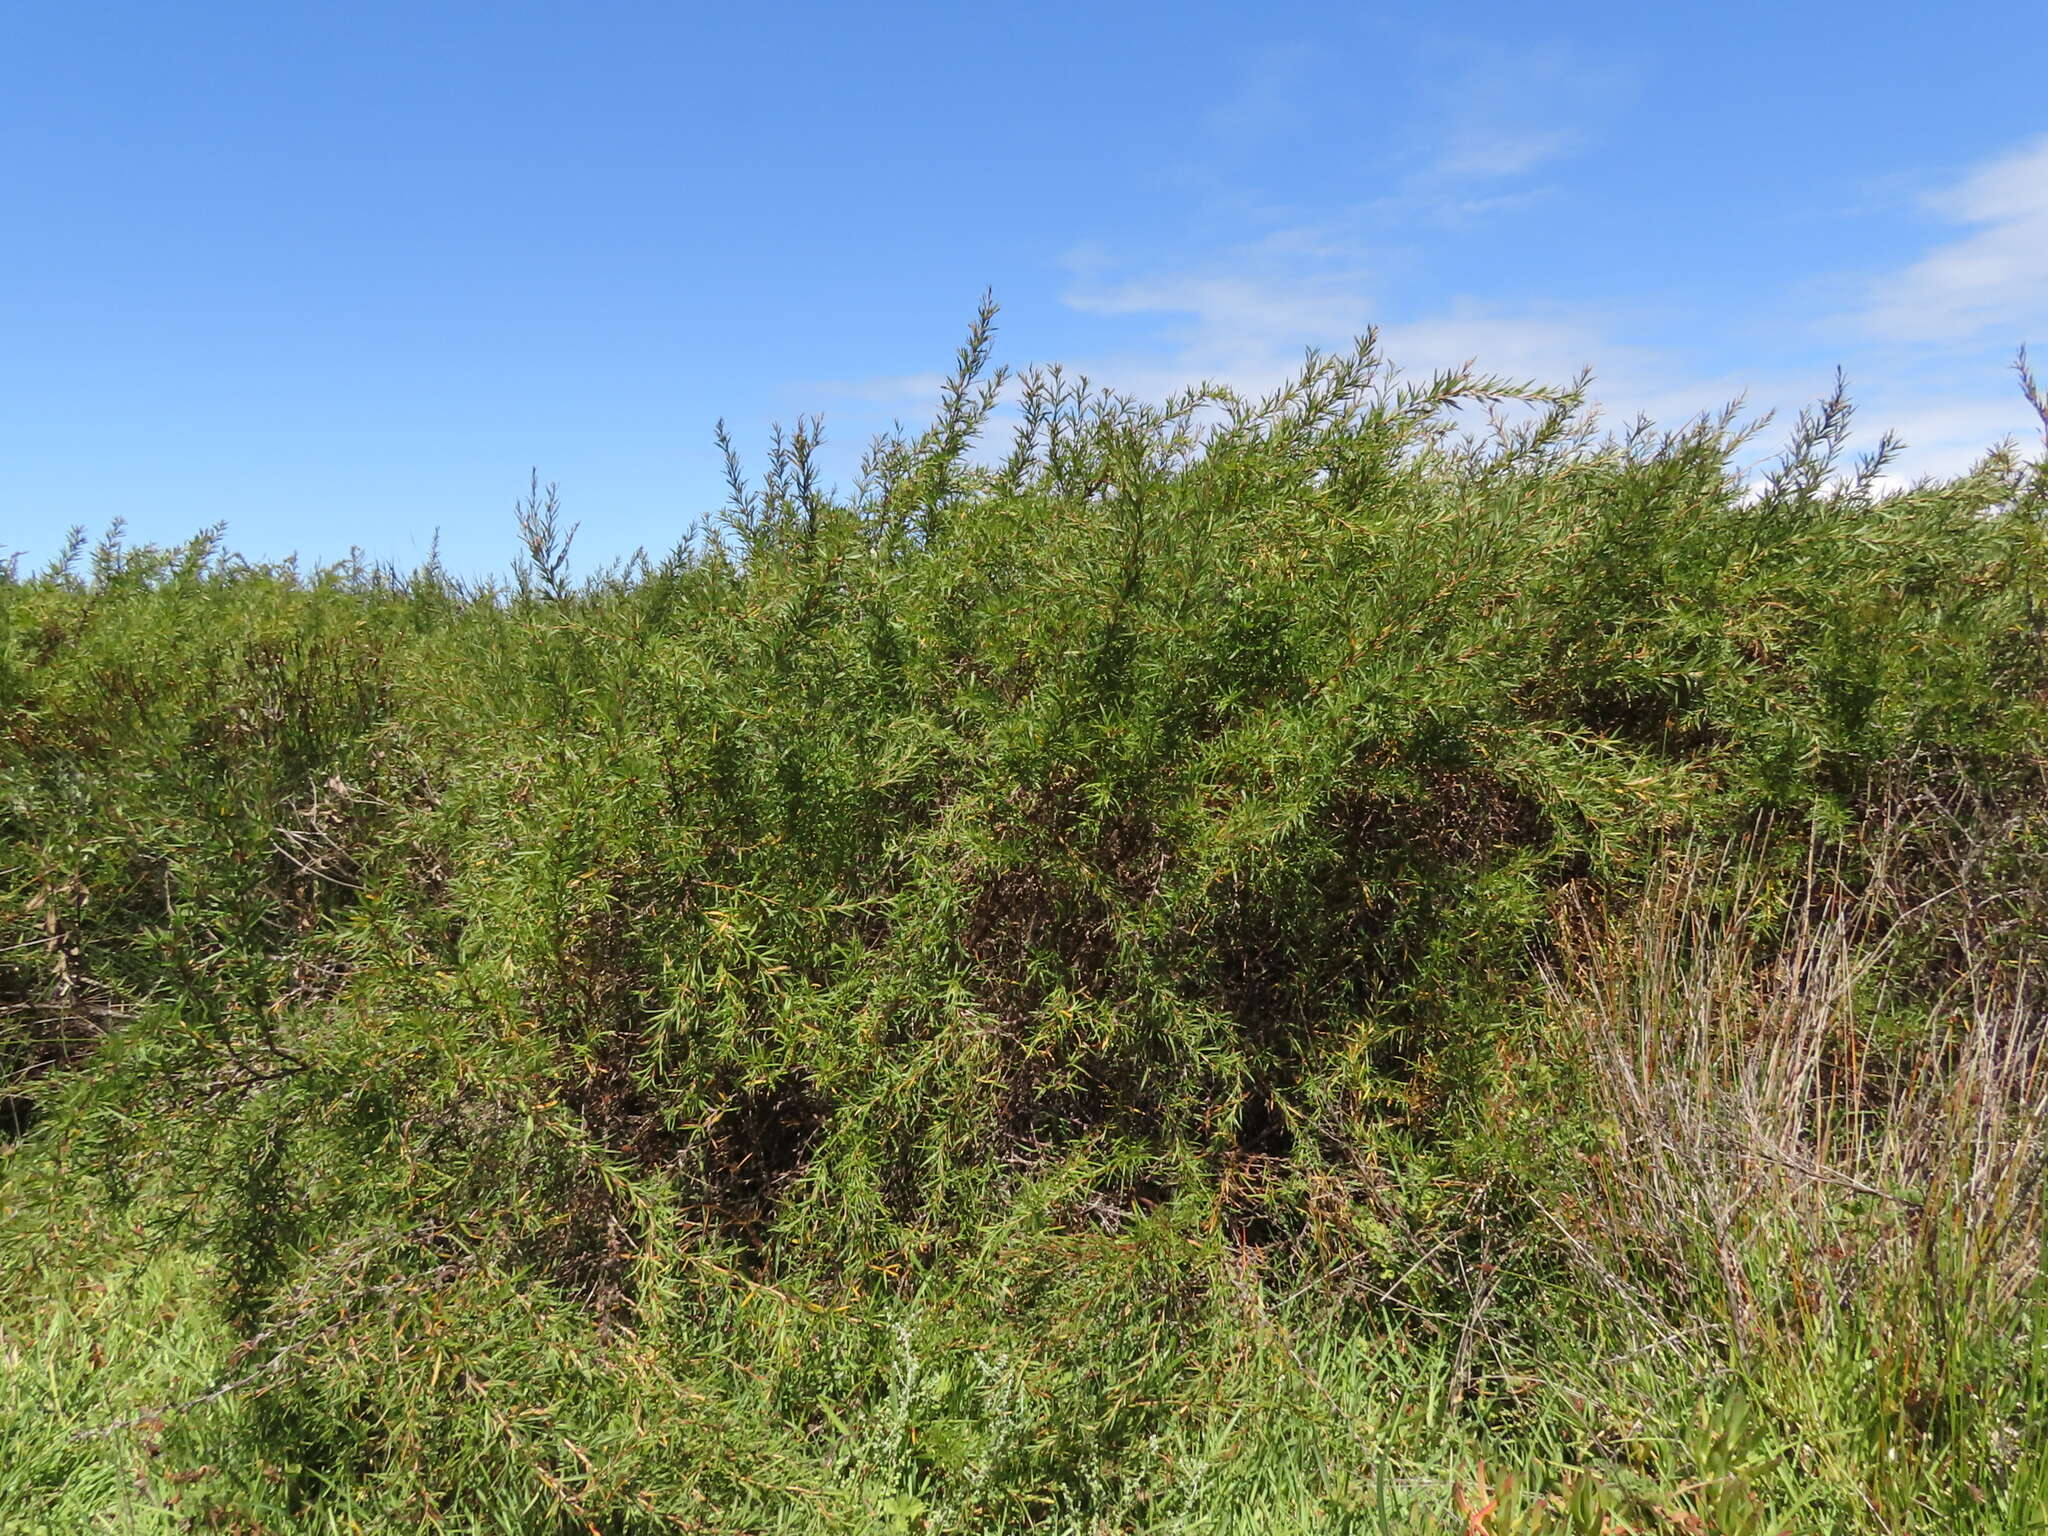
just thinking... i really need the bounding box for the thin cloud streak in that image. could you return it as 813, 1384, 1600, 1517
1052, 233, 2039, 491
1859, 133, 2048, 345
829, 128, 2048, 495
1052, 129, 2048, 486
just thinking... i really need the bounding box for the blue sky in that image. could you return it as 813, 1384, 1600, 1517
5, 1, 2045, 577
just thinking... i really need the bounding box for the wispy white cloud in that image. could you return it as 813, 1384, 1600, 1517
1859, 133, 2048, 345
1199, 43, 1316, 150
1049, 128, 2048, 486
1055, 227, 1378, 398
1028, 39, 1628, 410
1428, 129, 1579, 183
1058, 230, 1726, 430
1160, 35, 1620, 238
809, 370, 947, 408
1855, 392, 2037, 483
835, 118, 2044, 497
1063, 240, 2035, 485
1406, 39, 1634, 188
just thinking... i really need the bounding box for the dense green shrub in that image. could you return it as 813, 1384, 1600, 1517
4, 320, 2046, 1532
